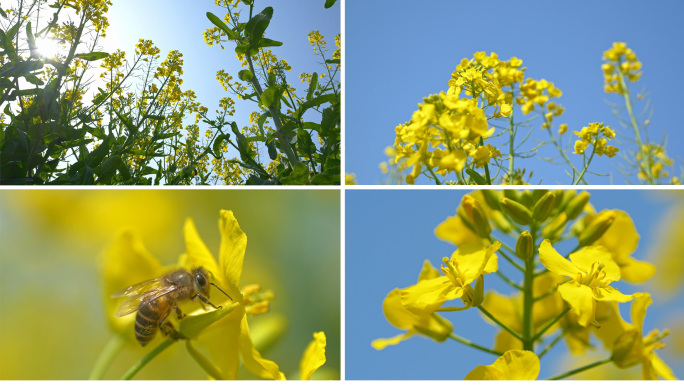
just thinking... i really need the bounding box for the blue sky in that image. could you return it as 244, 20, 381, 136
345, 189, 684, 380
345, 0, 684, 185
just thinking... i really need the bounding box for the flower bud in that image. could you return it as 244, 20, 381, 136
459, 195, 491, 238
542, 212, 567, 241
612, 329, 641, 368
565, 191, 591, 220
532, 191, 556, 222
578, 211, 616, 246
516, 231, 534, 261
501, 197, 532, 225
490, 210, 512, 233
481, 189, 502, 210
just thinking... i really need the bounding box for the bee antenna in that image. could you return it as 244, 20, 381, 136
211, 282, 233, 301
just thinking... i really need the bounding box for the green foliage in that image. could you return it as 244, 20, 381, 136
1, 0, 339, 185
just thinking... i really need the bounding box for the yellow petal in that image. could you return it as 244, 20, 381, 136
434, 214, 482, 248
102, 230, 163, 336
651, 352, 678, 380
464, 365, 506, 380
539, 240, 582, 278
569, 246, 621, 282
452, 242, 500, 284
558, 282, 595, 327
183, 218, 222, 285
219, 210, 247, 300
371, 332, 414, 350
464, 350, 540, 380
596, 210, 638, 257
239, 314, 282, 379
417, 259, 441, 281
618, 256, 656, 284
481, 291, 521, 332
398, 276, 462, 316
300, 332, 327, 380
592, 286, 634, 303
200, 306, 244, 380
631, 292, 652, 333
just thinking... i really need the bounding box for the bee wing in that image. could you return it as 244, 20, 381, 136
111, 277, 164, 298
113, 285, 179, 317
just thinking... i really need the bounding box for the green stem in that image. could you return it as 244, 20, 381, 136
495, 270, 523, 291
538, 330, 566, 359
532, 307, 570, 342
186, 340, 225, 380
573, 145, 597, 185
545, 357, 613, 380
477, 137, 492, 184
497, 247, 524, 272
448, 333, 504, 356
88, 334, 126, 380
477, 305, 523, 341
521, 233, 535, 350
545, 124, 585, 184
617, 69, 653, 184
427, 167, 443, 185
120, 339, 175, 380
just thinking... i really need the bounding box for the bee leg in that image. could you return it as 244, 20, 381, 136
174, 305, 185, 320
159, 321, 184, 340
158, 308, 185, 341
193, 293, 222, 310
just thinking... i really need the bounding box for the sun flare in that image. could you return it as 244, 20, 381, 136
35, 38, 67, 58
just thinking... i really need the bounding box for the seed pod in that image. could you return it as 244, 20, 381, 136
501, 197, 533, 225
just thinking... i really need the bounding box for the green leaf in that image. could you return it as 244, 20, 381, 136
311, 172, 335, 185
143, 114, 165, 121
238, 69, 253, 81
260, 87, 277, 107
244, 7, 273, 41
306, 72, 318, 101
74, 51, 109, 61
257, 110, 270, 136
26, 21, 38, 58
465, 168, 488, 185
281, 163, 309, 185
155, 132, 179, 140
267, 140, 277, 160
113, 109, 139, 134
324, 0, 337, 8
212, 133, 230, 159
0, 8, 7, 18
206, 12, 241, 41
80, 165, 95, 184
256, 37, 282, 48
325, 58, 340, 65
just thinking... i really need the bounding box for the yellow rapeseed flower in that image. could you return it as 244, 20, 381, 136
464, 350, 540, 380
538, 240, 635, 327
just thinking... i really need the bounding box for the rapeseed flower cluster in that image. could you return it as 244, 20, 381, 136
573, 122, 619, 158
374, 190, 676, 380
602, 42, 642, 94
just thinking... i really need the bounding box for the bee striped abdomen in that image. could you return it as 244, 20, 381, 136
134, 297, 162, 346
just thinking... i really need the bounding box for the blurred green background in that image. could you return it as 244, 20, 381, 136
0, 189, 340, 380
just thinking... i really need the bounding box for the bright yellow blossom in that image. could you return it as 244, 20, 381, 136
464, 350, 540, 380
398, 242, 500, 316
372, 261, 453, 350
538, 240, 634, 327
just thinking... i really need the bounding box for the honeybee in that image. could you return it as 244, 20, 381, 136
111, 267, 232, 347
